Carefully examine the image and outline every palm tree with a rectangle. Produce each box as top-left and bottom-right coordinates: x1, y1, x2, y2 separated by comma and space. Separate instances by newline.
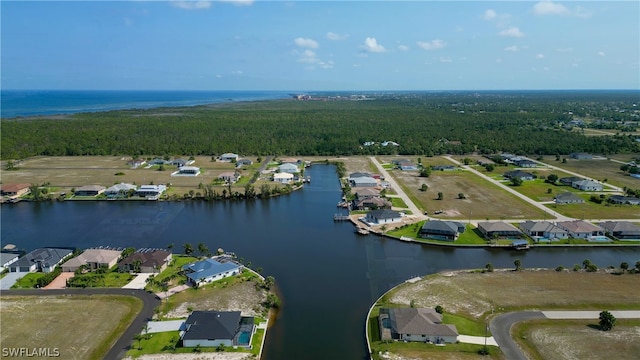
197, 243, 209, 258
183, 243, 194, 256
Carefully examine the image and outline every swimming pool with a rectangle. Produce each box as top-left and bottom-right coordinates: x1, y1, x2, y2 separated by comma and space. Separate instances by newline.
238, 331, 251, 345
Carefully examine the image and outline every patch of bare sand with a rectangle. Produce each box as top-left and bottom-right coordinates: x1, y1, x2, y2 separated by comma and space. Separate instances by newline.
123, 353, 253, 360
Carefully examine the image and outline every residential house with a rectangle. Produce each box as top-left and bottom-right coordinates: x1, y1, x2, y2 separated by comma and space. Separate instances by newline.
182, 258, 241, 287
477, 222, 523, 239
598, 221, 640, 240
607, 195, 640, 205
61, 248, 122, 272
127, 158, 146, 168
557, 220, 605, 239
378, 308, 458, 344
400, 164, 418, 171
0, 183, 31, 198
515, 159, 537, 168
278, 163, 299, 174
349, 176, 378, 188
9, 248, 73, 273
149, 158, 170, 165
219, 153, 239, 162
555, 192, 585, 204
181, 311, 255, 348
118, 249, 172, 273
477, 158, 495, 166
105, 183, 137, 198
365, 209, 402, 225
391, 159, 412, 165
135, 185, 167, 200
236, 159, 253, 167
348, 172, 373, 180
171, 158, 188, 168
176, 166, 201, 176
559, 176, 584, 186
518, 221, 568, 241
74, 185, 106, 197
572, 180, 603, 191
273, 172, 294, 184
570, 152, 593, 160
352, 196, 391, 211
419, 220, 466, 241
353, 188, 381, 198
503, 170, 536, 181
218, 172, 240, 183
1, 253, 20, 269
279, 157, 300, 165
431, 165, 456, 171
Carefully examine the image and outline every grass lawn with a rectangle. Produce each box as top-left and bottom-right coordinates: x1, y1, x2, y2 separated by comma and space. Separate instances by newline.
145, 255, 199, 292
545, 201, 640, 220
538, 156, 640, 189
127, 331, 181, 356
1, 295, 142, 360
387, 223, 488, 246
389, 196, 408, 208
11, 273, 45, 288
68, 271, 135, 288
512, 319, 640, 360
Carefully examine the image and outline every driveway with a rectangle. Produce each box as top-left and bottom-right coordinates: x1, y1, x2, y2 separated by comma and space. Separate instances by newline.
145, 319, 185, 334
369, 156, 427, 221
122, 273, 153, 289
458, 334, 498, 346
43, 272, 74, 289
0, 272, 27, 290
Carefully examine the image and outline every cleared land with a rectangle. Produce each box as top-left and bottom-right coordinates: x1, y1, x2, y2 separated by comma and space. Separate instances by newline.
537, 156, 639, 189
369, 269, 640, 360
0, 295, 142, 360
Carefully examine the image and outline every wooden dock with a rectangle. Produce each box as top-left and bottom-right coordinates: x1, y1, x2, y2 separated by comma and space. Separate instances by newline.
333, 214, 350, 221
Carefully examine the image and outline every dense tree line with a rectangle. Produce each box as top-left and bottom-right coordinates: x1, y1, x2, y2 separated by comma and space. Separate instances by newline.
2, 92, 639, 160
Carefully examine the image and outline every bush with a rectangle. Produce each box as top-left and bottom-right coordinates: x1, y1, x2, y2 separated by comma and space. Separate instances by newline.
555, 266, 565, 272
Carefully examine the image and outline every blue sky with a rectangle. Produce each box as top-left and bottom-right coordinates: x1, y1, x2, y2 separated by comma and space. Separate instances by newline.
1, 1, 638, 91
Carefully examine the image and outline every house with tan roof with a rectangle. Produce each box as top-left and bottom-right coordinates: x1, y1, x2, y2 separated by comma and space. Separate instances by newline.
118, 249, 172, 273
74, 185, 106, 197
61, 248, 123, 272
218, 172, 240, 183
557, 220, 605, 239
379, 308, 458, 344
518, 221, 568, 241
0, 183, 31, 198
477, 221, 523, 239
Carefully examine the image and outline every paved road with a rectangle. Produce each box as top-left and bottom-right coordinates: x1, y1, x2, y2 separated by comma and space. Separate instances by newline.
0, 288, 160, 360
490, 311, 546, 360
524, 156, 623, 192
369, 156, 427, 221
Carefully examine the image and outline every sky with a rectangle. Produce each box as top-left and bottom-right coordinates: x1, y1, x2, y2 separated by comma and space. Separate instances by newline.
1, 1, 639, 91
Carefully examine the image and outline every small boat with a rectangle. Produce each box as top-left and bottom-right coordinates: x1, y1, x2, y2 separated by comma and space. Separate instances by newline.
355, 228, 370, 235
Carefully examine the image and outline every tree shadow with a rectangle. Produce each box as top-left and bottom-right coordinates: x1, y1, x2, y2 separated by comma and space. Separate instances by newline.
587, 324, 601, 331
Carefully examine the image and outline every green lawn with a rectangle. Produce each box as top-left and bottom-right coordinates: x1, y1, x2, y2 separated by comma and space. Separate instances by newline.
11, 273, 45, 288
145, 255, 199, 292
545, 201, 640, 220
68, 271, 135, 288
387, 223, 486, 245
390, 197, 408, 208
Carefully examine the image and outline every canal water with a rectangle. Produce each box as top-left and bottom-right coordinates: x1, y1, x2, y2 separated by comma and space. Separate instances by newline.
1, 165, 638, 359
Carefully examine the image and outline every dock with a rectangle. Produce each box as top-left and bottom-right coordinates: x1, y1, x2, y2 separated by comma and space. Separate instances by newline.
333, 214, 350, 221
355, 228, 370, 235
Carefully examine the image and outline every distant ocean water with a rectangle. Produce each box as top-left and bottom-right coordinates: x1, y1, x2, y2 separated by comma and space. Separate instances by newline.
0, 90, 292, 118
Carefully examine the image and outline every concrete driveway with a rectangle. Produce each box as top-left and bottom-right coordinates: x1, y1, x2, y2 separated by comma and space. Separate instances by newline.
0, 272, 26, 290
122, 273, 153, 289
457, 334, 498, 346
145, 320, 185, 334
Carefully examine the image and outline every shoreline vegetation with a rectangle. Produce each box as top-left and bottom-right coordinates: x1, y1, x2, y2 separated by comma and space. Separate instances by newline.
367, 267, 640, 360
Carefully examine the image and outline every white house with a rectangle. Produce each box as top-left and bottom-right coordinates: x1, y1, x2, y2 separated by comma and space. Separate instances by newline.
349, 176, 378, 188
365, 209, 402, 225
173, 166, 200, 176
278, 163, 299, 174
557, 220, 605, 239
182, 259, 241, 287
572, 180, 603, 191
105, 183, 137, 198
518, 221, 568, 241
182, 311, 255, 348
219, 153, 239, 162
273, 172, 294, 184
135, 185, 167, 200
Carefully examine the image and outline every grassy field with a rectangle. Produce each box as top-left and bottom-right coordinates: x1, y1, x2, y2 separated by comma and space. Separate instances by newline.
388, 223, 488, 245
537, 156, 640, 189
10, 273, 45, 288
513, 319, 640, 360
545, 200, 640, 219
0, 295, 142, 360
368, 270, 640, 360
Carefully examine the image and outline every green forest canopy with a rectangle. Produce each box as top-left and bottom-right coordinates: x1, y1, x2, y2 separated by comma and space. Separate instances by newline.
2, 91, 639, 160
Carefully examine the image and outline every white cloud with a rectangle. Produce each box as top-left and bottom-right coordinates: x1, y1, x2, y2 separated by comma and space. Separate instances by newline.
362, 37, 386, 53
439, 57, 452, 63
318, 60, 334, 69
536, 53, 545, 59
483, 9, 497, 20
294, 37, 319, 49
171, 1, 212, 10
598, 51, 606, 57
397, 45, 410, 52
504, 45, 520, 52
218, 0, 254, 6
326, 32, 348, 41
417, 39, 446, 50
532, 1, 592, 18
231, 70, 243, 75
498, 27, 524, 38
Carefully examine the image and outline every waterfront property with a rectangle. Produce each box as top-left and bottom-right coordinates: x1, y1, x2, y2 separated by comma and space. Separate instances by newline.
556, 220, 606, 240
104, 183, 137, 198
1, 252, 20, 269
518, 221, 568, 241
349, 176, 378, 188
278, 163, 299, 174
118, 249, 172, 273
378, 308, 458, 344
135, 184, 167, 200
419, 220, 466, 241
181, 311, 255, 348
477, 221, 523, 239
351, 196, 391, 211
74, 185, 106, 197
598, 221, 640, 240
555, 192, 585, 204
182, 258, 241, 287
273, 172, 294, 184
9, 248, 73, 273
364, 209, 403, 225
218, 171, 240, 183
61, 248, 122, 272
0, 183, 31, 198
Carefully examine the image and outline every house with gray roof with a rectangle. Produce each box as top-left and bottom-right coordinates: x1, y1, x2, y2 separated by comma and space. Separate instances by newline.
1, 253, 19, 269
105, 183, 137, 198
365, 209, 402, 225
518, 221, 568, 241
419, 220, 466, 241
555, 192, 585, 204
557, 220, 605, 239
572, 180, 603, 191
349, 176, 378, 188
598, 221, 640, 240
9, 248, 73, 273
607, 195, 640, 205
74, 185, 106, 197
182, 258, 241, 288
278, 163, 299, 174
352, 196, 391, 211
477, 222, 523, 239
504, 170, 536, 181
559, 176, 584, 186
353, 188, 381, 198
379, 308, 458, 344
182, 311, 255, 348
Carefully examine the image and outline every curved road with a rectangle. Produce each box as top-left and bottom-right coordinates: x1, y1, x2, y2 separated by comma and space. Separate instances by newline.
490, 311, 546, 360
0, 288, 160, 360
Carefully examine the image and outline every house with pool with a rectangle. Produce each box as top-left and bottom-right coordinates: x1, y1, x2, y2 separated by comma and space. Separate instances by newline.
181, 310, 255, 348
182, 258, 241, 287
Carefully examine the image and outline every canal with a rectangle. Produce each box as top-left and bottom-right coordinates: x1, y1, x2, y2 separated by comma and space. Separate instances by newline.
1, 164, 638, 359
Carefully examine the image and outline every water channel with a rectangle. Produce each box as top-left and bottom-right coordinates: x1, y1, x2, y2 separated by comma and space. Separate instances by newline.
1, 165, 638, 359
